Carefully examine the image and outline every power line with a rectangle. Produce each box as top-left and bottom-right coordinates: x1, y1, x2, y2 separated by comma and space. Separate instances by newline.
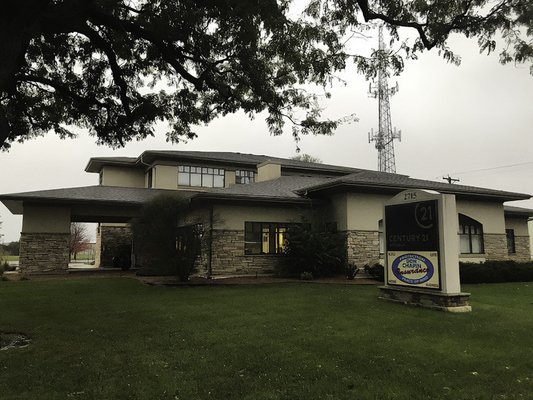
444, 161, 533, 177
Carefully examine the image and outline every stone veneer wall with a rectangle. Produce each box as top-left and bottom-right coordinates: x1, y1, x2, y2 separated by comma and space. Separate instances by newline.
509, 236, 531, 262
100, 225, 132, 267
209, 230, 282, 276
483, 233, 508, 260
345, 230, 380, 267
19, 232, 70, 273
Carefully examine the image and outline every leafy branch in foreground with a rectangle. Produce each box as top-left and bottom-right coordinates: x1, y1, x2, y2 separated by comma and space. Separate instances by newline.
1, 0, 531, 150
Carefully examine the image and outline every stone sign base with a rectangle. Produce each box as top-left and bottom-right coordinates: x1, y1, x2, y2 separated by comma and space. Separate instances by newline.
378, 286, 472, 313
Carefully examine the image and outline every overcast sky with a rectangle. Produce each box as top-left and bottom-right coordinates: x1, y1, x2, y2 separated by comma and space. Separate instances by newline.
1, 28, 533, 243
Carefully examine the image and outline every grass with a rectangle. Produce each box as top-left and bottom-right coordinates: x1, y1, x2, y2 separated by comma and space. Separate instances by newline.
0, 279, 532, 400
0, 255, 19, 262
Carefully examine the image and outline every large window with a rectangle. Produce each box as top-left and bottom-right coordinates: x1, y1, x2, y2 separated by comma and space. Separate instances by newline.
245, 222, 287, 255
506, 229, 516, 255
236, 170, 255, 184
458, 214, 484, 254
178, 166, 225, 188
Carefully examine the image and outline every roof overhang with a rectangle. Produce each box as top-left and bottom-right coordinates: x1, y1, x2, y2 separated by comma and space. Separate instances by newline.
299, 182, 531, 203
85, 157, 138, 173
503, 206, 533, 218
191, 193, 317, 207
0, 186, 198, 223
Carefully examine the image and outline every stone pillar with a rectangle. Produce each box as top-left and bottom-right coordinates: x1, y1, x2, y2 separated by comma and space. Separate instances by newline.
19, 205, 71, 273
345, 230, 380, 267
484, 233, 508, 260
19, 233, 70, 273
99, 224, 132, 268
510, 236, 531, 262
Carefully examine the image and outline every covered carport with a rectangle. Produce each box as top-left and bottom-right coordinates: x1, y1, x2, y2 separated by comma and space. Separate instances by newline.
0, 186, 190, 273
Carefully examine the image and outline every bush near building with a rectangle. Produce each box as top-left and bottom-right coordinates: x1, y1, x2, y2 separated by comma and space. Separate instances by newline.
460, 261, 533, 283
132, 195, 201, 281
280, 223, 346, 278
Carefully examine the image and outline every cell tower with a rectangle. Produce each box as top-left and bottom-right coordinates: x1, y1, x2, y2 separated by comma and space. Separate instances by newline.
368, 25, 402, 173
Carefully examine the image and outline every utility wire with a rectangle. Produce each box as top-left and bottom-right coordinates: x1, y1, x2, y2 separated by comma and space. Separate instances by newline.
436, 161, 533, 178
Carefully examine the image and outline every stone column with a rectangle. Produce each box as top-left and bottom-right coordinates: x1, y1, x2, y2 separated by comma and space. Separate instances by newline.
345, 230, 380, 267
19, 205, 71, 274
19, 233, 70, 273
510, 236, 531, 262
484, 233, 508, 260
99, 224, 132, 268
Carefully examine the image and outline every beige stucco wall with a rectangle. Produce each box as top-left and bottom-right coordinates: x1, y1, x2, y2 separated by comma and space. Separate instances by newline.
22, 204, 71, 233
345, 193, 390, 231
213, 204, 306, 230
456, 200, 505, 234
328, 194, 348, 231
101, 166, 145, 188
225, 170, 236, 186
153, 165, 178, 190
505, 216, 530, 236
256, 162, 281, 182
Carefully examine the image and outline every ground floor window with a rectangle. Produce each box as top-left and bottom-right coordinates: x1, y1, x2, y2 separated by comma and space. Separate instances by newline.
506, 229, 516, 255
244, 222, 287, 255
458, 214, 484, 254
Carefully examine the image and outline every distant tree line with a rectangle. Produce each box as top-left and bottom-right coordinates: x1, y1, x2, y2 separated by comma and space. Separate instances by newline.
0, 241, 19, 256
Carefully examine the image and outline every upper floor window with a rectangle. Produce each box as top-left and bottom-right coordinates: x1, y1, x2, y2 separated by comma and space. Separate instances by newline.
458, 214, 484, 254
245, 222, 287, 255
506, 229, 516, 255
178, 166, 225, 188
236, 170, 255, 184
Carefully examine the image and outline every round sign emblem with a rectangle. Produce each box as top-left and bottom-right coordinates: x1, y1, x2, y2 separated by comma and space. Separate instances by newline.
391, 254, 434, 285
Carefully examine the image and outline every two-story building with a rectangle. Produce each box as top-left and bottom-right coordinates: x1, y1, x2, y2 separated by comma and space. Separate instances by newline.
1, 150, 532, 275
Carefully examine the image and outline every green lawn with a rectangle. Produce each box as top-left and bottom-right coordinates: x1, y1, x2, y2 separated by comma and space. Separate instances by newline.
0, 279, 532, 400
0, 255, 19, 262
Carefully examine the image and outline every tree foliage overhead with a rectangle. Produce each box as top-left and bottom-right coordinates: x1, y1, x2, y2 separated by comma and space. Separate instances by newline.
1, 0, 531, 150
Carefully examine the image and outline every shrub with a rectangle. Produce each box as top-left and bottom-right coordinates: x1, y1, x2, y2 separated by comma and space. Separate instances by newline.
345, 263, 358, 280
281, 222, 346, 278
365, 263, 385, 282
299, 271, 314, 281
132, 194, 202, 281
459, 260, 533, 284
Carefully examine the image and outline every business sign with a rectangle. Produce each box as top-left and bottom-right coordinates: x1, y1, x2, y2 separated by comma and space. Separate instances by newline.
385, 197, 441, 290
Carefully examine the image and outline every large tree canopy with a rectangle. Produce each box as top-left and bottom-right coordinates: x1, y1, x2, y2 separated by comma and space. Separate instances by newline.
1, 0, 531, 150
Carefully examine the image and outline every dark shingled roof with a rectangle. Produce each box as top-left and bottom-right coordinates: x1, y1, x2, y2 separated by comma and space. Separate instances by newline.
85, 150, 361, 175
0, 186, 200, 214
299, 170, 530, 201
197, 176, 329, 203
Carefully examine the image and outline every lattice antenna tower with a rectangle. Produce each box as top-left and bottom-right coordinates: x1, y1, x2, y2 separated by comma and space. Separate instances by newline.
368, 25, 402, 173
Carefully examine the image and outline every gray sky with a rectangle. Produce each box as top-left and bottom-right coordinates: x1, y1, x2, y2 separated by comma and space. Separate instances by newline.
1, 29, 533, 243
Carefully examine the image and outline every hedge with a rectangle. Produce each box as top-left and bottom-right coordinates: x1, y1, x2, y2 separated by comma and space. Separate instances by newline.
459, 260, 533, 284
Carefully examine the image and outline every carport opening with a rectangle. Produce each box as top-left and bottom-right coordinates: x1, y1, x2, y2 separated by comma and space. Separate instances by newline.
69, 222, 98, 267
